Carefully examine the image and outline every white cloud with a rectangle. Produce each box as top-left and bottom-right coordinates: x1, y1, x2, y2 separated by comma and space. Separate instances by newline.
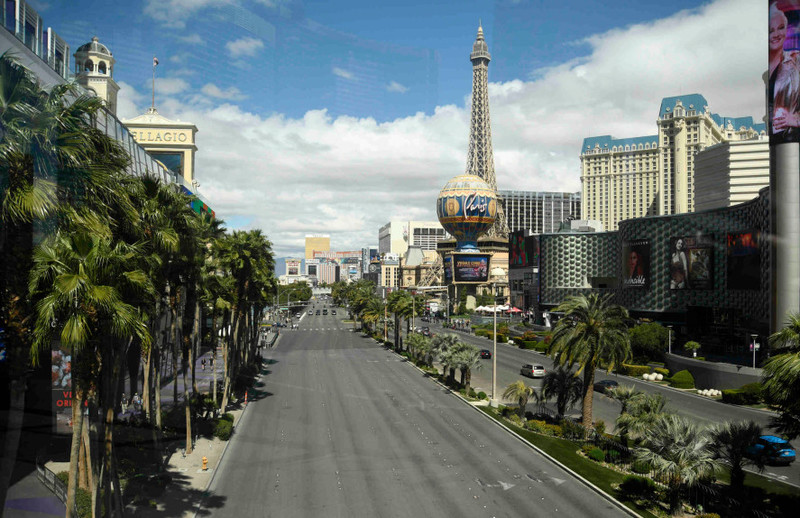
201, 83, 247, 100
120, 0, 765, 257
154, 78, 190, 95
178, 34, 204, 45
143, 0, 217, 28
387, 81, 409, 93
226, 37, 264, 58
332, 67, 355, 80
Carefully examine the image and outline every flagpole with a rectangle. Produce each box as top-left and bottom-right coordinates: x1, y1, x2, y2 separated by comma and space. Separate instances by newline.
152, 57, 156, 109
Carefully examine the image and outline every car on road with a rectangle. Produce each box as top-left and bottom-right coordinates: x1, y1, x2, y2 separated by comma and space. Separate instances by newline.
308, 310, 313, 314
480, 349, 491, 359
273, 322, 285, 328
316, 310, 320, 315
593, 379, 619, 394
323, 309, 328, 315
332, 310, 336, 315
745, 435, 796, 466
520, 364, 546, 378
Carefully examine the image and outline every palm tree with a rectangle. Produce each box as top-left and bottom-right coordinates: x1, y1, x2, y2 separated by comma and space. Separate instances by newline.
387, 290, 411, 351
707, 421, 763, 494
431, 333, 459, 377
549, 293, 631, 430
541, 367, 583, 418
615, 393, 668, 442
405, 333, 429, 363
607, 384, 642, 416
634, 415, 719, 516
452, 343, 482, 395
360, 295, 384, 336
763, 313, 800, 439
502, 380, 536, 419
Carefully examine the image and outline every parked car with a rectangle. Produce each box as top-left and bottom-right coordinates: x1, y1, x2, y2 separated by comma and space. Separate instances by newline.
593, 379, 619, 394
316, 310, 320, 315
323, 309, 328, 315
480, 349, 492, 359
332, 310, 336, 315
745, 435, 796, 466
308, 310, 313, 314
520, 364, 546, 378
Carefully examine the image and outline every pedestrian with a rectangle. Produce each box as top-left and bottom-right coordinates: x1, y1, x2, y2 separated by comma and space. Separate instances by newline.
201, 358, 206, 371
121, 393, 128, 414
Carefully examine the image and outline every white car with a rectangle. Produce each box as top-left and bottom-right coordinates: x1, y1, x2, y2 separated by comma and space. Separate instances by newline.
520, 364, 546, 378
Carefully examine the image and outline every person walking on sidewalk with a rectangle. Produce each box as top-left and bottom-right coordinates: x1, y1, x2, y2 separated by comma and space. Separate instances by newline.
201, 358, 206, 371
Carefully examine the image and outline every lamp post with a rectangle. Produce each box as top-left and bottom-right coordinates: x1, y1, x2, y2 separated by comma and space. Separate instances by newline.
667, 325, 673, 355
490, 267, 507, 407
750, 334, 759, 369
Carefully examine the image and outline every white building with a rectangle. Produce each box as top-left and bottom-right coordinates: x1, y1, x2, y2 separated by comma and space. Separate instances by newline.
378, 220, 447, 255
694, 137, 769, 212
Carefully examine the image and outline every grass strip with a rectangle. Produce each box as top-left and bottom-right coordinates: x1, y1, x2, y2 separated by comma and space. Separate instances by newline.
479, 406, 657, 518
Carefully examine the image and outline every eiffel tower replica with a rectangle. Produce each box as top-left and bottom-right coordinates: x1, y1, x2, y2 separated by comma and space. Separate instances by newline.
467, 23, 508, 240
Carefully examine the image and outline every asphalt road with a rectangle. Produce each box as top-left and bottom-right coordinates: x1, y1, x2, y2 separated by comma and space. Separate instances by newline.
425, 321, 800, 486
205, 307, 629, 517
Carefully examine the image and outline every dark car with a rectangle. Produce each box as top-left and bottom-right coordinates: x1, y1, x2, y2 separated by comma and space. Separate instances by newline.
332, 310, 336, 315
593, 379, 619, 394
323, 309, 328, 315
745, 435, 796, 465
274, 322, 285, 328
316, 310, 320, 315
480, 349, 491, 359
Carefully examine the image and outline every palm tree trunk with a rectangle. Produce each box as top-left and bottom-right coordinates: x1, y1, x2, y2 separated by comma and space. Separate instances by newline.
65, 386, 85, 518
191, 296, 201, 394
0, 377, 26, 512
465, 369, 472, 396
142, 345, 152, 420
211, 308, 219, 409
581, 365, 596, 432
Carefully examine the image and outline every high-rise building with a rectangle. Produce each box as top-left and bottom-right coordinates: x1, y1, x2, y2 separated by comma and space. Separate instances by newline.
1, 0, 71, 83
694, 137, 769, 212
318, 261, 340, 284
465, 24, 508, 238
378, 221, 447, 255
305, 234, 330, 260
581, 95, 765, 231
499, 190, 581, 234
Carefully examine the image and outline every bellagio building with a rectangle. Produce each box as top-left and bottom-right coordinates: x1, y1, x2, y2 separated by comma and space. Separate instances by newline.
581, 94, 765, 231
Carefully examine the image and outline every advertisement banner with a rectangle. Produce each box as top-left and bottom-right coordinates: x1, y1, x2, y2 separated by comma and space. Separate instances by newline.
509, 232, 540, 269
443, 255, 453, 283
453, 254, 490, 283
622, 239, 650, 289
727, 231, 761, 290
51, 342, 77, 434
769, 1, 800, 143
288, 266, 299, 275
669, 235, 714, 290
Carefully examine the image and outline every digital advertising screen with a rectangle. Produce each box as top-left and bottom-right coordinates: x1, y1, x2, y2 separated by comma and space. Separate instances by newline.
443, 256, 453, 283
509, 232, 540, 270
768, 1, 800, 143
452, 254, 490, 283
727, 231, 761, 290
622, 239, 650, 290
669, 235, 714, 290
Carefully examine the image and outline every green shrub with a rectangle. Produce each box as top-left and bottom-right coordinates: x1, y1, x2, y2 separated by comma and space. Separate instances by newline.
525, 419, 547, 433
669, 369, 695, 389
620, 364, 651, 377
477, 391, 487, 400
605, 449, 621, 463
507, 413, 524, 426
695, 514, 721, 518
594, 420, 606, 436
631, 460, 651, 474
496, 334, 507, 343
581, 444, 596, 455
739, 382, 764, 403
384, 341, 394, 348
542, 423, 563, 437
588, 447, 605, 462
618, 475, 657, 500
654, 367, 670, 376
213, 418, 233, 440
475, 329, 489, 338
468, 388, 477, 398
560, 419, 586, 440
522, 341, 538, 349
721, 389, 745, 405
220, 412, 234, 423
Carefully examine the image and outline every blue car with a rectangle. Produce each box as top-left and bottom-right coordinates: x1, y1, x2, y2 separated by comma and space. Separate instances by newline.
746, 435, 796, 466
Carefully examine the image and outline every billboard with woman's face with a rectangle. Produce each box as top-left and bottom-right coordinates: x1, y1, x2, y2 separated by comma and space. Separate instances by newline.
669, 235, 714, 290
727, 231, 761, 290
769, 1, 800, 143
622, 239, 650, 289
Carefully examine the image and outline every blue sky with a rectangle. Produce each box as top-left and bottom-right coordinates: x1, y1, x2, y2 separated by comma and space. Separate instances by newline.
31, 0, 767, 257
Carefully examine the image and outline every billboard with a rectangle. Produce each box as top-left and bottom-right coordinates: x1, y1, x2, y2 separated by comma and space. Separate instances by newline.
443, 255, 453, 283
727, 231, 761, 290
452, 253, 490, 283
288, 266, 299, 275
768, 1, 800, 143
622, 239, 650, 289
669, 235, 714, 290
509, 232, 540, 270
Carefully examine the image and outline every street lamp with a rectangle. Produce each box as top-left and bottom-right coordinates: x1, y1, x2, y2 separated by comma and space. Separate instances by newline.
667, 325, 673, 355
490, 266, 507, 407
750, 334, 759, 369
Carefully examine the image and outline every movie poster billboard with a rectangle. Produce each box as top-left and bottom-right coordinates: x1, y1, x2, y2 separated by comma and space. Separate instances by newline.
443, 255, 453, 283
669, 235, 714, 290
453, 254, 490, 283
509, 232, 540, 269
727, 231, 761, 290
52, 342, 76, 434
622, 239, 650, 289
769, 1, 800, 143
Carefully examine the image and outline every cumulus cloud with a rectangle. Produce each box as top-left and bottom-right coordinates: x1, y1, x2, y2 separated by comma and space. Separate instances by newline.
143, 0, 218, 28
120, 0, 765, 257
332, 67, 355, 80
226, 36, 265, 58
178, 34, 204, 45
153, 78, 190, 96
387, 81, 409, 93
201, 83, 247, 100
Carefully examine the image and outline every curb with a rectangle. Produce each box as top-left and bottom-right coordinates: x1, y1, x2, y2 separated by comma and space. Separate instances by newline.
390, 348, 641, 518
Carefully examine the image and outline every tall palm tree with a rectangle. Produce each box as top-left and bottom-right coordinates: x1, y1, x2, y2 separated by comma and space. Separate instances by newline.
707, 421, 763, 494
615, 393, 668, 442
431, 333, 459, 377
387, 290, 411, 351
634, 415, 719, 516
549, 293, 631, 430
29, 230, 152, 517
763, 313, 800, 439
541, 367, 583, 418
454, 344, 482, 396
405, 333, 429, 363
607, 384, 642, 417
502, 380, 536, 419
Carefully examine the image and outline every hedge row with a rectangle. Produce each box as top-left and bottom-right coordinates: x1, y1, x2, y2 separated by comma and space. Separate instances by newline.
721, 382, 764, 405
653, 367, 670, 377
619, 364, 651, 377
522, 341, 548, 352
668, 369, 695, 389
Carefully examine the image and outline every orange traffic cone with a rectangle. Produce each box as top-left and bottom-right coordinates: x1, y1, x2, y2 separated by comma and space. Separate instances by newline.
245, 390, 248, 405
